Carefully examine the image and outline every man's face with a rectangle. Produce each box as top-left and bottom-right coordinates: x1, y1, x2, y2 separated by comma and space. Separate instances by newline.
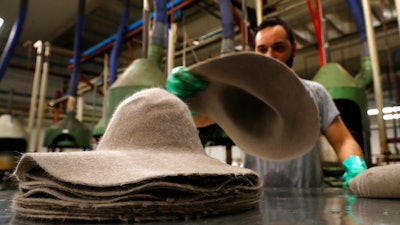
255, 25, 296, 67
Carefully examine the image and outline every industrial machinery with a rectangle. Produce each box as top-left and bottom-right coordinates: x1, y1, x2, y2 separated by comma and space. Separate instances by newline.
0, 114, 27, 172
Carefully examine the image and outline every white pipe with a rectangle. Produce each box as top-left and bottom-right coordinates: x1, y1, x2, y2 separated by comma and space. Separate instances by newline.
182, 25, 187, 67
396, 0, 400, 36
143, 0, 149, 10
361, 0, 388, 154
34, 42, 50, 152
102, 54, 109, 117
77, 96, 84, 122
255, 0, 263, 25
142, 0, 150, 58
167, 23, 177, 74
27, 41, 42, 152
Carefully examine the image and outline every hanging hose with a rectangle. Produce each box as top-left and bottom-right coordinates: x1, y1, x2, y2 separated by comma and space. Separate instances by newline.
109, 0, 130, 86
306, 0, 325, 66
67, 0, 85, 99
345, 0, 372, 89
0, 0, 28, 82
148, 0, 167, 67
219, 0, 235, 54
345, 0, 367, 41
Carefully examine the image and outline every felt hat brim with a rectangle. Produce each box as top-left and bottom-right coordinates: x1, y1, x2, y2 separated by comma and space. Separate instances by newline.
188, 52, 320, 161
15, 149, 259, 187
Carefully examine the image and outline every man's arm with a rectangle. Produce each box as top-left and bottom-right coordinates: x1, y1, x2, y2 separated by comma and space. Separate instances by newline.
324, 115, 367, 187
324, 115, 364, 162
193, 114, 215, 128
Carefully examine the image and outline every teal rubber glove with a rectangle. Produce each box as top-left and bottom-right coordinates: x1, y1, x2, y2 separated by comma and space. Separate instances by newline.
166, 66, 207, 102
342, 155, 367, 188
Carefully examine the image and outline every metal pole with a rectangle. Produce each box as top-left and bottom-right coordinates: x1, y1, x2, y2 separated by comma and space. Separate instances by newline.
142, 0, 150, 58
361, 0, 388, 154
34, 42, 50, 152
395, 0, 400, 36
27, 41, 42, 152
255, 0, 263, 25
167, 23, 177, 74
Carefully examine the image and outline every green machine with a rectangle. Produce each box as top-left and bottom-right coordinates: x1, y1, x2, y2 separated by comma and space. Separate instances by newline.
43, 111, 92, 151
92, 59, 165, 138
313, 58, 372, 166
93, 0, 168, 139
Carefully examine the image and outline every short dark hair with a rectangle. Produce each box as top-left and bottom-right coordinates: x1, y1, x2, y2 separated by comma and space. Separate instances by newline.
256, 16, 295, 45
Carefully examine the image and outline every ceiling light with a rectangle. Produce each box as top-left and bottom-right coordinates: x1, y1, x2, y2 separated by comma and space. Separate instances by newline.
192, 40, 200, 46
0, 17, 4, 28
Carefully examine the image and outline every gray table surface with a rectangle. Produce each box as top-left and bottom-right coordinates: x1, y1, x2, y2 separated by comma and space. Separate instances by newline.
1, 187, 400, 224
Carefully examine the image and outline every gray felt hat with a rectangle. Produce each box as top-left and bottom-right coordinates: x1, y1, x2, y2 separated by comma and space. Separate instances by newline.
12, 88, 262, 221
349, 164, 400, 198
187, 52, 320, 161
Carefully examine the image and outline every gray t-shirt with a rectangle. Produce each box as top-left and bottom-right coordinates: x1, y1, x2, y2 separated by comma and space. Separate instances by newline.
244, 79, 339, 188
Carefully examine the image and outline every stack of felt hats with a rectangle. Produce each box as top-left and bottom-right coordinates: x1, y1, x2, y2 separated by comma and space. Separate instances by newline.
12, 88, 262, 222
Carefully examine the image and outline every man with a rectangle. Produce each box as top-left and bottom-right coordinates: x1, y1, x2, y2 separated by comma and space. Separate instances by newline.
166, 16, 367, 188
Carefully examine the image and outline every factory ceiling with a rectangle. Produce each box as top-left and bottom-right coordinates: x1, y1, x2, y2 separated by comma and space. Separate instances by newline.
0, 0, 399, 122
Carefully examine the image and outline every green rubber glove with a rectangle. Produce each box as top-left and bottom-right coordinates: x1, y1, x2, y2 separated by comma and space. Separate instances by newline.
166, 66, 207, 102
342, 155, 367, 188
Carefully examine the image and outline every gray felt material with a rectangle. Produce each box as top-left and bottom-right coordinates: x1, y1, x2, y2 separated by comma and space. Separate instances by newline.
349, 163, 400, 198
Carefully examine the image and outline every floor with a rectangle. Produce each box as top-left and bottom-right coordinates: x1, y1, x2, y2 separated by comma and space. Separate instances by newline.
1, 176, 400, 225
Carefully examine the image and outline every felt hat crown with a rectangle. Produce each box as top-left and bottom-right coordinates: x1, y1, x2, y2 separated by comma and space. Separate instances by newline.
12, 88, 262, 221
188, 52, 320, 160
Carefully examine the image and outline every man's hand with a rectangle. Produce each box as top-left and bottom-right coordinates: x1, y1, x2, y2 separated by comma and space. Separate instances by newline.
166, 66, 207, 101
342, 155, 367, 188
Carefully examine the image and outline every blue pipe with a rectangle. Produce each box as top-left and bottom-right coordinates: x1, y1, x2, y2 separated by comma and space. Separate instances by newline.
151, 0, 167, 46
345, 0, 366, 41
0, 0, 28, 82
219, 0, 235, 53
70, 0, 183, 63
219, 0, 235, 39
109, 0, 130, 86
147, 0, 167, 67
67, 0, 85, 97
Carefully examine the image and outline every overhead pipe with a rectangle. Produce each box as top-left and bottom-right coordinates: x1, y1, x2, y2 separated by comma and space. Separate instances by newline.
0, 0, 28, 82
148, 0, 168, 67
361, 0, 388, 155
219, 0, 235, 54
67, 0, 86, 113
69, 0, 194, 66
231, 1, 255, 51
43, 1, 92, 153
346, 0, 367, 41
306, 0, 326, 66
43, 0, 93, 152
345, 0, 372, 88
109, 0, 130, 86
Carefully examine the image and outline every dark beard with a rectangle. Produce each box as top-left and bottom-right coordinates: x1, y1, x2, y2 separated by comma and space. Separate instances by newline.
285, 54, 294, 68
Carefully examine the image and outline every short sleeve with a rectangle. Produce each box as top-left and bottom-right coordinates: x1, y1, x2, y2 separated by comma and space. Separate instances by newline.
300, 79, 340, 132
